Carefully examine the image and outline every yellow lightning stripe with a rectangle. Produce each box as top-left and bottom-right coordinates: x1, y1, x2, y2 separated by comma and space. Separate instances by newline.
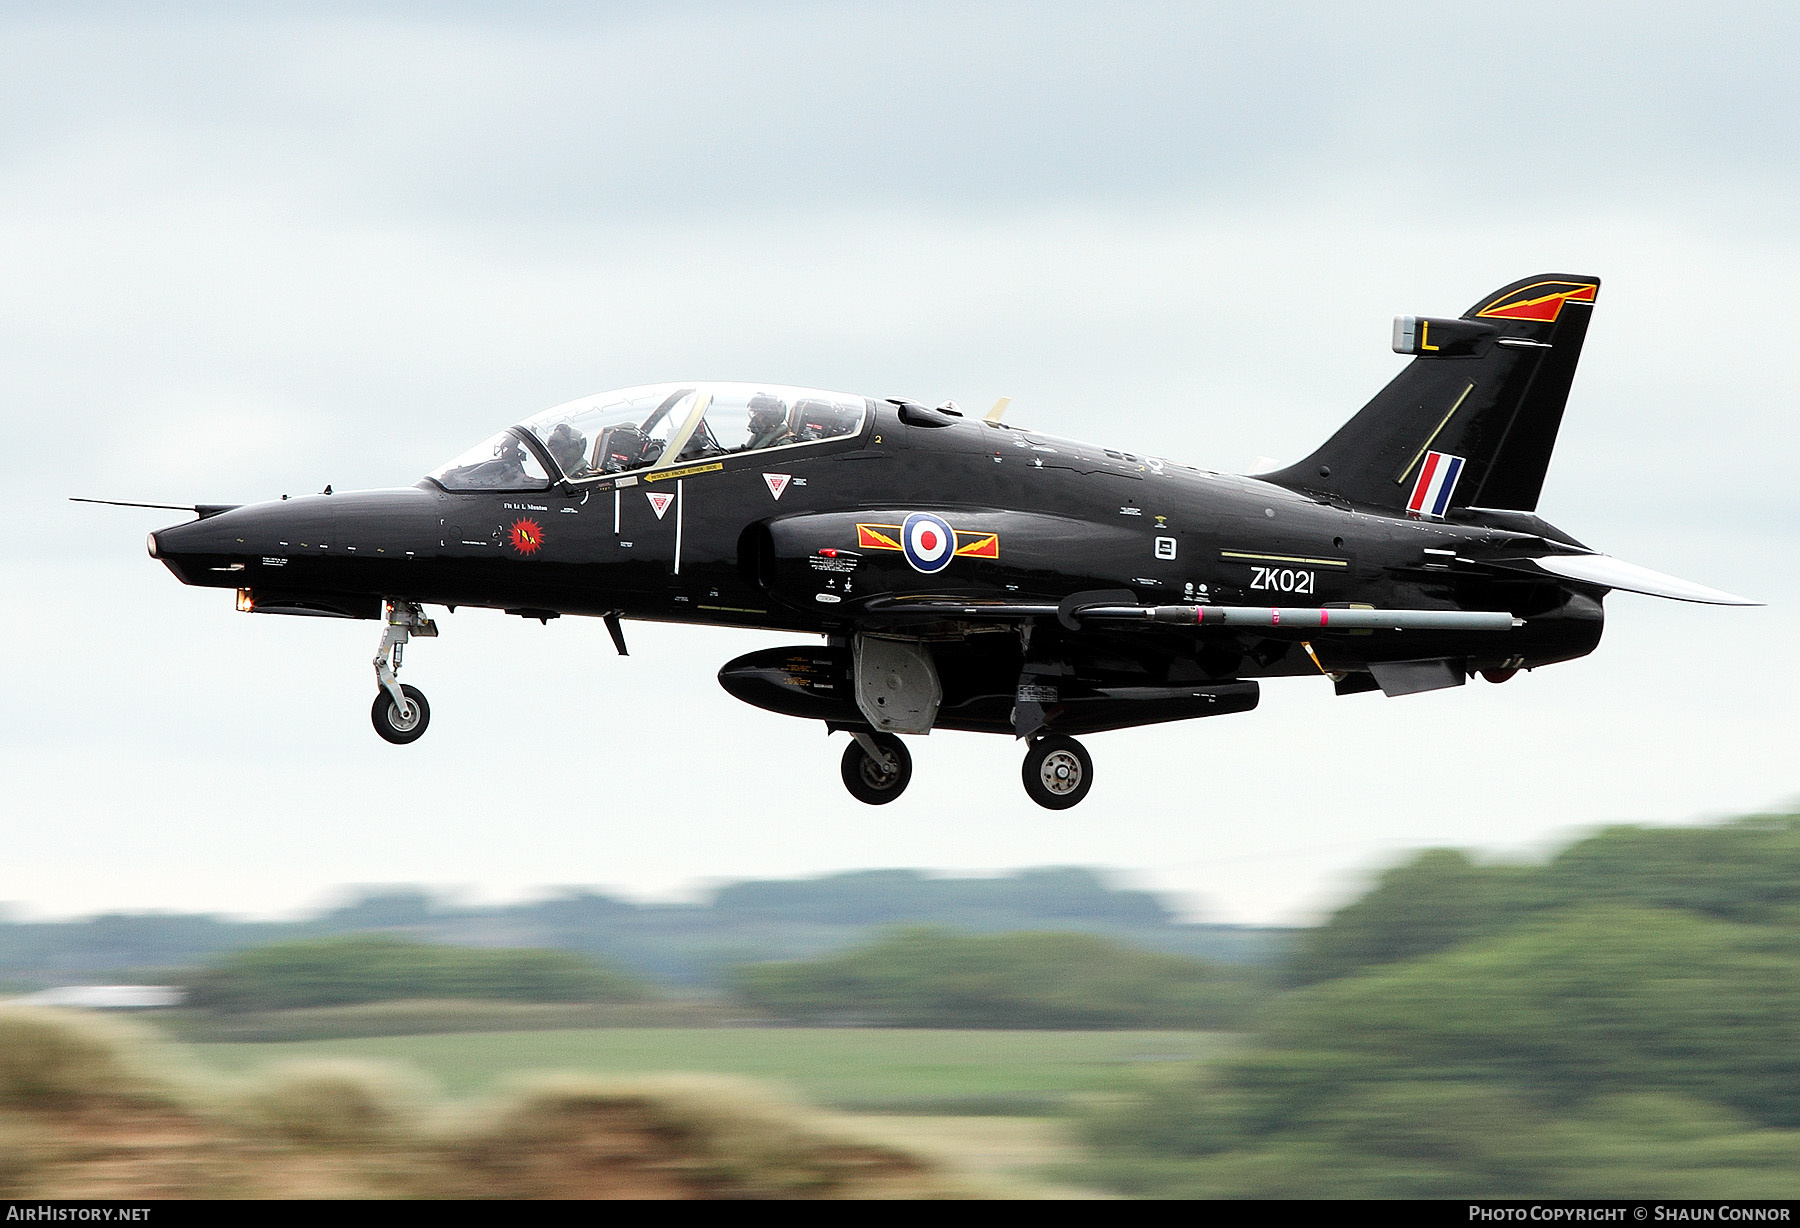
857, 524, 903, 550
1474, 281, 1598, 320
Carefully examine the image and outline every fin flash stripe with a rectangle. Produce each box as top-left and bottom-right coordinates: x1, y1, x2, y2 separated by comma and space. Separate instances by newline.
1476, 282, 1598, 323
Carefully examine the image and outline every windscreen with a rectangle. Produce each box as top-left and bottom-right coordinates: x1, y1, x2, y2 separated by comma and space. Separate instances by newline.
429, 429, 552, 491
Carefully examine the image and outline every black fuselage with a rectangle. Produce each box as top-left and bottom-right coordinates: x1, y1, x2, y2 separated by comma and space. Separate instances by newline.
151, 401, 1602, 736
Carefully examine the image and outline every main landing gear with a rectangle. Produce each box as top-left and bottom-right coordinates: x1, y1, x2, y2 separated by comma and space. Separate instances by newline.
371, 600, 436, 745
841, 732, 912, 805
835, 730, 1096, 810
1021, 735, 1093, 810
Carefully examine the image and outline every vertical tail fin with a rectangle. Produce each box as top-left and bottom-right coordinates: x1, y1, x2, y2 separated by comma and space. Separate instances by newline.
1263, 274, 1600, 514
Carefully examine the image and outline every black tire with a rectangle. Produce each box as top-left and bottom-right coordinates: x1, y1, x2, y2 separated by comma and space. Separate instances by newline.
1022, 735, 1092, 810
840, 733, 912, 805
371, 684, 430, 745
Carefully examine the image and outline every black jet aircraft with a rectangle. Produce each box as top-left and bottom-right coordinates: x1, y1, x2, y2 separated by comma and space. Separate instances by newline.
126, 273, 1753, 809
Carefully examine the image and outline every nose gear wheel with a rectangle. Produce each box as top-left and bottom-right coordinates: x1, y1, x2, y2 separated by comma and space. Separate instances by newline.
372, 683, 430, 744
841, 731, 912, 805
1021, 734, 1092, 810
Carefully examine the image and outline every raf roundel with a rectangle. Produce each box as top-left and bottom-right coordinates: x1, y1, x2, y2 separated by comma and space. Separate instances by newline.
900, 511, 956, 574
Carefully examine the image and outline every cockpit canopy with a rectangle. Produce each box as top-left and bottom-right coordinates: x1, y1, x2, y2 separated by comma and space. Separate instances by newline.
429, 382, 871, 491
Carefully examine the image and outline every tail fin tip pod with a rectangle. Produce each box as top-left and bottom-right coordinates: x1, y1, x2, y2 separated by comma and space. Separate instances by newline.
1264, 274, 1602, 515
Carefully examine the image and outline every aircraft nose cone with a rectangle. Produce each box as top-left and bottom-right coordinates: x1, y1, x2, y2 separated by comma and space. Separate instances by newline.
147, 511, 248, 586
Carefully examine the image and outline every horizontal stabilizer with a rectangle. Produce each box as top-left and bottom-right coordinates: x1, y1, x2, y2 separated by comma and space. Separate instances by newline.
1530, 554, 1757, 606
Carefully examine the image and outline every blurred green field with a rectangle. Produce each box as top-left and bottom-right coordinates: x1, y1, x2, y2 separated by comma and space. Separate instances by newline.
182, 1026, 1228, 1112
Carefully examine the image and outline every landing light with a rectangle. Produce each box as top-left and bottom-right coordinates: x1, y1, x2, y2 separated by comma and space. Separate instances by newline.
146, 533, 159, 558
236, 588, 255, 613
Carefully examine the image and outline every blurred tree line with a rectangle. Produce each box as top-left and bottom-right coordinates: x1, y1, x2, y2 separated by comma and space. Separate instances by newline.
1079, 813, 1800, 1197
732, 927, 1263, 1029
1288, 818, 1800, 983
185, 936, 647, 1012
172, 927, 1259, 1029
0, 867, 1291, 990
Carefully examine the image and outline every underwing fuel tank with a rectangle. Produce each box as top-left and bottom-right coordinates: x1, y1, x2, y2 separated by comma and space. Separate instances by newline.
717, 646, 864, 726
718, 646, 1260, 737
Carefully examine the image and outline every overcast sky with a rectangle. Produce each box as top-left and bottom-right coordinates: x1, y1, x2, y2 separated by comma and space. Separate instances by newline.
2, 2, 1795, 925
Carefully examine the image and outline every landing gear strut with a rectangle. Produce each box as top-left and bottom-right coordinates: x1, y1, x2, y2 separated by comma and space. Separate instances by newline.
1021, 734, 1092, 810
371, 600, 436, 745
841, 732, 912, 805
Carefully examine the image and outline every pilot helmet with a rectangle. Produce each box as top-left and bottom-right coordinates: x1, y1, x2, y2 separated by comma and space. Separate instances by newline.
747, 393, 787, 427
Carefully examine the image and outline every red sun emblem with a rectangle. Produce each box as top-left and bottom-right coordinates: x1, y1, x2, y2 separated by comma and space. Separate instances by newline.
508, 517, 544, 556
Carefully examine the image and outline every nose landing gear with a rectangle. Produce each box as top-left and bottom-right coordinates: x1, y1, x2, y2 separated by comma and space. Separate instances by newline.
371, 600, 436, 745
1021, 734, 1092, 810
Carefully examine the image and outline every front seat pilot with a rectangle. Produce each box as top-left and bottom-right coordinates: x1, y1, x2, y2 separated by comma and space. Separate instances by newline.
743, 393, 792, 451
